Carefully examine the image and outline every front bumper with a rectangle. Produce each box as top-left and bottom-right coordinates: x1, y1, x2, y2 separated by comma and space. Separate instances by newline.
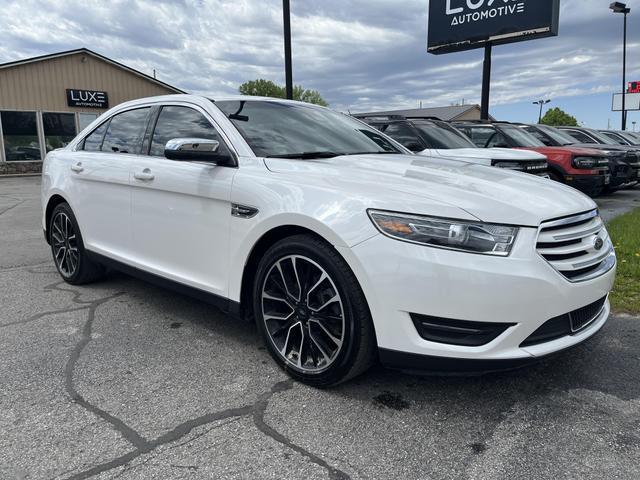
564, 173, 609, 195
338, 228, 615, 369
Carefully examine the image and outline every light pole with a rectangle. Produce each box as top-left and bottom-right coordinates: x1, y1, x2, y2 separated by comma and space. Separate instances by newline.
610, 2, 631, 130
283, 0, 293, 100
533, 99, 551, 123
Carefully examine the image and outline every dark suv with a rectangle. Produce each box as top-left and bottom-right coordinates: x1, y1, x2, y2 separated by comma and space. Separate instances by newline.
553, 126, 639, 188
454, 121, 610, 197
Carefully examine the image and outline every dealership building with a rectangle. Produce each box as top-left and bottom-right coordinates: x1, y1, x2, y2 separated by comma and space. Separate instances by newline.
0, 48, 183, 175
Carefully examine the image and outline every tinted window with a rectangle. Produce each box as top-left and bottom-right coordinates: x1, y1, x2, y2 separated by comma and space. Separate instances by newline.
82, 122, 109, 151
150, 106, 226, 157
499, 125, 545, 147
524, 127, 551, 145
601, 132, 628, 145
384, 123, 424, 151
532, 125, 576, 146
562, 130, 595, 144
461, 126, 498, 148
215, 100, 402, 157
1, 111, 42, 161
412, 121, 476, 149
42, 112, 76, 152
101, 108, 150, 154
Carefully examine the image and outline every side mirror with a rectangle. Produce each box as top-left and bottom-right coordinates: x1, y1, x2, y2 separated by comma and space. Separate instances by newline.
164, 138, 228, 163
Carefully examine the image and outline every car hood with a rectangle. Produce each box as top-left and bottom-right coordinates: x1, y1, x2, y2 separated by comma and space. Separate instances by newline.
514, 146, 606, 156
423, 148, 547, 165
569, 143, 639, 155
263, 154, 595, 227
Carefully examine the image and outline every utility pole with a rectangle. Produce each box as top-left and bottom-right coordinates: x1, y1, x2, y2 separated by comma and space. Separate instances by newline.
283, 0, 293, 100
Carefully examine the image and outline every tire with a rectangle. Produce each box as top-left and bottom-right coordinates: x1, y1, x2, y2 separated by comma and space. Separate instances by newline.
548, 171, 564, 184
253, 234, 376, 387
49, 202, 105, 285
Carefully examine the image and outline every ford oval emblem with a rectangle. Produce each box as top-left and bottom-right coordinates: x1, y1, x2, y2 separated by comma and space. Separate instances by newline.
594, 237, 604, 251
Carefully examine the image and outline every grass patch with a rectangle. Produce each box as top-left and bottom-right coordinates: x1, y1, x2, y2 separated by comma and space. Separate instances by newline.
608, 207, 640, 314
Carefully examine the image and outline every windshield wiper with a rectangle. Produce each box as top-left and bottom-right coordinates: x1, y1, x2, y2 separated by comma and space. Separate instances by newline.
344, 151, 402, 155
265, 151, 343, 159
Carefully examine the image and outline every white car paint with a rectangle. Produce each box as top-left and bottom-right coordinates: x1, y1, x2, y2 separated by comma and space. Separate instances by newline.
42, 94, 616, 372
422, 147, 548, 167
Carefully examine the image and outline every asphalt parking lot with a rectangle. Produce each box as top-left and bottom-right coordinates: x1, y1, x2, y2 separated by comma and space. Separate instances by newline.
1, 176, 639, 480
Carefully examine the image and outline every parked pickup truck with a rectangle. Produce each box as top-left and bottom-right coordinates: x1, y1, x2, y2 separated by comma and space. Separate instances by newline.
355, 115, 549, 176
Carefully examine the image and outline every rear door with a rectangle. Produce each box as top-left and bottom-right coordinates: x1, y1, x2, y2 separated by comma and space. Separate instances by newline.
130, 103, 237, 297
67, 107, 151, 260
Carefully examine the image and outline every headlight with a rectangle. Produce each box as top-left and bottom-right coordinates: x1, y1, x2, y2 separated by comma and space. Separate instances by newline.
368, 210, 519, 256
572, 157, 598, 169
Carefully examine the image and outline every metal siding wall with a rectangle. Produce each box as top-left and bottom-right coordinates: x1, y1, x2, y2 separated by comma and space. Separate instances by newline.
0, 53, 178, 112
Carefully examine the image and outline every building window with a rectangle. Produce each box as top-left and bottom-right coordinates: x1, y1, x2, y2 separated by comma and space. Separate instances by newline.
42, 113, 77, 153
78, 113, 99, 132
0, 111, 42, 161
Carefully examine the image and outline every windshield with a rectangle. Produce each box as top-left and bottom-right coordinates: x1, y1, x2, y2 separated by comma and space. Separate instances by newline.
412, 121, 477, 149
214, 100, 403, 157
500, 125, 545, 147
600, 132, 629, 145
584, 128, 617, 145
535, 125, 576, 145
618, 131, 640, 144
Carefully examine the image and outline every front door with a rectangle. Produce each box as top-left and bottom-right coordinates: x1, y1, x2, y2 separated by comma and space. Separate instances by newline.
130, 104, 237, 298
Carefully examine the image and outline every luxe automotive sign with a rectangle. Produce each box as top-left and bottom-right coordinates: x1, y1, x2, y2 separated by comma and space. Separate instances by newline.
427, 0, 560, 54
66, 89, 109, 109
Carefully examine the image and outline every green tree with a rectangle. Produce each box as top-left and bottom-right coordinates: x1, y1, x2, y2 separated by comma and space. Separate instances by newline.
238, 79, 328, 106
539, 107, 579, 126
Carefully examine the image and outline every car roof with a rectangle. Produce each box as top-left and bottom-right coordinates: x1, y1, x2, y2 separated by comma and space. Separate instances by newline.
111, 94, 320, 111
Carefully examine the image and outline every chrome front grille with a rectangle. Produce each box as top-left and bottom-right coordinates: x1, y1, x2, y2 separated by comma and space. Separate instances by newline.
536, 210, 616, 282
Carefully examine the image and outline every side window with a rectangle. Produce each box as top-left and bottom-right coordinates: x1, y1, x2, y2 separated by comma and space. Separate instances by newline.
464, 127, 497, 148
101, 108, 151, 154
82, 121, 109, 151
525, 128, 551, 146
563, 130, 594, 144
486, 132, 509, 148
383, 123, 424, 151
150, 106, 227, 157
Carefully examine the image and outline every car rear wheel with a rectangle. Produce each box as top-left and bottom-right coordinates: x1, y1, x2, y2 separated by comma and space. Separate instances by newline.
253, 235, 376, 387
49, 203, 105, 285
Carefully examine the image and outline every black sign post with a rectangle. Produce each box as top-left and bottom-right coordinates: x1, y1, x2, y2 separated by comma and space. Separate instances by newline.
66, 89, 109, 109
428, 0, 560, 120
283, 0, 293, 100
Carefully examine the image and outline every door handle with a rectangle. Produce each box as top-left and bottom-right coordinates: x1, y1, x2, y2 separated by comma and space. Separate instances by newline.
134, 168, 155, 181
71, 162, 84, 173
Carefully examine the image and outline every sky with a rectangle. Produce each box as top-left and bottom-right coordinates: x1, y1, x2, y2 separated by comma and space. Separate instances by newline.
0, 0, 638, 129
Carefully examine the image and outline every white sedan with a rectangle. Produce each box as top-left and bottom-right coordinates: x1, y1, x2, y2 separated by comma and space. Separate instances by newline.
42, 95, 616, 386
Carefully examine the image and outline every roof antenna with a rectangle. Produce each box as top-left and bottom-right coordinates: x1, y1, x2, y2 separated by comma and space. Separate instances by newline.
153, 69, 156, 79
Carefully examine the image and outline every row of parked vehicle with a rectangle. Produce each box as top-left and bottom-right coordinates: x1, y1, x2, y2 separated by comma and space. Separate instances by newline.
354, 114, 640, 198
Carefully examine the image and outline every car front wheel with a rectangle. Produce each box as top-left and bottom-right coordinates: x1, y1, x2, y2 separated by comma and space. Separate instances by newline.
253, 235, 376, 387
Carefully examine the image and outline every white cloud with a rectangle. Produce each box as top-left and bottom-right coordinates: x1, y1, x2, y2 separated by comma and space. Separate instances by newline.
0, 0, 634, 119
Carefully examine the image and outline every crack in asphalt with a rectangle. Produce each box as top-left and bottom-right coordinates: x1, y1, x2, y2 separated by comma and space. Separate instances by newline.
0, 262, 53, 273
0, 199, 25, 217
32, 277, 352, 480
